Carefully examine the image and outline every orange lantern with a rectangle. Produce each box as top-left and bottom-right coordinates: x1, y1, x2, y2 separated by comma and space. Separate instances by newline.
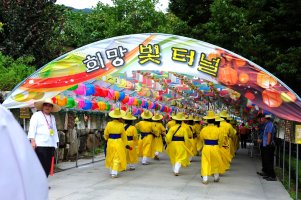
114, 91, 120, 101
262, 89, 283, 108
281, 92, 297, 103
218, 66, 238, 85
133, 98, 138, 106
98, 102, 106, 111
234, 59, 247, 67
239, 72, 249, 84
256, 71, 277, 89
244, 91, 255, 100
56, 96, 67, 107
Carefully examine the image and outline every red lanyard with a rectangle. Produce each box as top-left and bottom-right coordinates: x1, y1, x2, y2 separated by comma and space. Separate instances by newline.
43, 112, 53, 129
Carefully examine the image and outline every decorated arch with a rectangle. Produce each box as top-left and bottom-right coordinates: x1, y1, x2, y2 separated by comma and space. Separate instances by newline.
3, 33, 301, 122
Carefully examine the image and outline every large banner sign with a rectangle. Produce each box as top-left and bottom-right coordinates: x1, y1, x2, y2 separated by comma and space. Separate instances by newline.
3, 33, 301, 122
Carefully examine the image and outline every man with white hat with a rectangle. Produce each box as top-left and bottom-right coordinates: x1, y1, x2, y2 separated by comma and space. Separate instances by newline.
28, 98, 61, 178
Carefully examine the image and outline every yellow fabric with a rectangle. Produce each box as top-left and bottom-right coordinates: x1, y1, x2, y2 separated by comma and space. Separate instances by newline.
194, 123, 203, 152
218, 127, 231, 173
165, 124, 193, 167
167, 120, 176, 130
189, 125, 197, 155
220, 121, 236, 160
125, 124, 139, 164
135, 121, 154, 157
152, 122, 166, 153
199, 124, 224, 176
104, 120, 127, 171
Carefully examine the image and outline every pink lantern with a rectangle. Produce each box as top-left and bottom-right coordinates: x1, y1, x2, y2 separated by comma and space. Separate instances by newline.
107, 89, 115, 100
76, 98, 85, 109
74, 83, 86, 95
127, 97, 134, 105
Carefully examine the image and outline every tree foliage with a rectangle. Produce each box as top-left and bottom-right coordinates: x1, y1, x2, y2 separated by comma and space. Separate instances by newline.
0, 53, 35, 91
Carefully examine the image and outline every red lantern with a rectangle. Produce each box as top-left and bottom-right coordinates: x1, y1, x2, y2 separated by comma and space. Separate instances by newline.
51, 97, 57, 104
93, 85, 102, 96
122, 96, 129, 104
121, 105, 127, 111
218, 66, 238, 85
257, 71, 277, 89
244, 91, 255, 100
91, 100, 99, 110
262, 89, 283, 108
239, 73, 249, 84
99, 88, 108, 97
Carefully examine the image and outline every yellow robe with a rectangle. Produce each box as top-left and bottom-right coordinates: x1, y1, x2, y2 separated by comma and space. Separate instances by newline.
165, 124, 193, 167
135, 121, 154, 158
218, 126, 231, 173
166, 120, 176, 130
194, 123, 203, 152
151, 122, 166, 153
125, 124, 138, 164
199, 124, 224, 176
104, 120, 128, 172
220, 121, 236, 160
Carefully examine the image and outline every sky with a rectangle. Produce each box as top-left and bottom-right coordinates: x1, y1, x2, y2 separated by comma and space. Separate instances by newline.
56, 0, 169, 12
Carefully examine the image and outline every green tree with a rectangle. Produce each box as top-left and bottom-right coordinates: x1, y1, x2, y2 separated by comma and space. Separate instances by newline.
0, 0, 65, 67
0, 52, 35, 91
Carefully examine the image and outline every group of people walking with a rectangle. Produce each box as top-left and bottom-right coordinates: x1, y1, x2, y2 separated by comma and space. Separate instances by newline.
104, 108, 240, 184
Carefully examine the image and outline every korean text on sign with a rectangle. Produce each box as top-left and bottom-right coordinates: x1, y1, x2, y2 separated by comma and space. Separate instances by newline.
138, 44, 161, 65
197, 53, 221, 77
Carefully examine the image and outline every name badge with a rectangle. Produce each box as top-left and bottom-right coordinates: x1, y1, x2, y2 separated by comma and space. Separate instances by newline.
50, 129, 54, 136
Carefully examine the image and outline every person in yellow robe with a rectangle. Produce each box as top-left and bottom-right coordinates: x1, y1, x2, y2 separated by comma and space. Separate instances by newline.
219, 110, 236, 161
151, 113, 166, 160
122, 112, 138, 170
166, 116, 176, 131
215, 117, 230, 173
104, 108, 127, 178
135, 110, 154, 165
165, 112, 193, 176
186, 115, 197, 158
199, 110, 223, 184
194, 116, 202, 154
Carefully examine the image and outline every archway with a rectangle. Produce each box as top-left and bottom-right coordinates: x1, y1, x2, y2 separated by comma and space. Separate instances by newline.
3, 33, 301, 122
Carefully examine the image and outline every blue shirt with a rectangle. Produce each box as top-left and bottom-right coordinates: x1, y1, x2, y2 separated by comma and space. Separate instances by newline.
258, 123, 266, 140
263, 121, 274, 147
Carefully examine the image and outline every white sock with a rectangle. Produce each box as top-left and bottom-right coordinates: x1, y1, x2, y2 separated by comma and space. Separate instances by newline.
214, 174, 219, 180
111, 170, 118, 176
142, 157, 148, 164
155, 152, 159, 156
203, 176, 208, 182
174, 162, 181, 173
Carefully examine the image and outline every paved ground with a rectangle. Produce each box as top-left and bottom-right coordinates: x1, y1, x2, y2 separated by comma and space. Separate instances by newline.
49, 149, 291, 200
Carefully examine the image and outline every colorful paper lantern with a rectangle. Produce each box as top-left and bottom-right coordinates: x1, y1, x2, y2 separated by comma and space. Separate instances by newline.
93, 85, 102, 96
76, 98, 85, 109
99, 88, 108, 97
91, 100, 99, 110
127, 97, 134, 105
256, 71, 277, 89
218, 66, 238, 85
121, 96, 129, 104
244, 91, 255, 100
51, 97, 57, 104
56, 96, 67, 107
74, 83, 86, 95
85, 84, 95, 96
65, 97, 76, 108
281, 92, 297, 103
118, 92, 125, 101
107, 89, 115, 100
83, 100, 92, 110
133, 98, 138, 106
262, 89, 283, 108
105, 102, 111, 111
137, 99, 142, 106
114, 91, 120, 101
239, 73, 249, 84
98, 102, 106, 111
121, 105, 127, 111
234, 59, 246, 67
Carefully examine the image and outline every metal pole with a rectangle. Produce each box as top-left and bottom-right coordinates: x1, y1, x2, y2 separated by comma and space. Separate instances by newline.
296, 144, 299, 200
289, 142, 291, 190
283, 139, 285, 182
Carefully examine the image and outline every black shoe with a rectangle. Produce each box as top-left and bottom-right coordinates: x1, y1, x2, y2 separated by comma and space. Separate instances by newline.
257, 172, 265, 176
264, 177, 276, 181
263, 176, 269, 179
